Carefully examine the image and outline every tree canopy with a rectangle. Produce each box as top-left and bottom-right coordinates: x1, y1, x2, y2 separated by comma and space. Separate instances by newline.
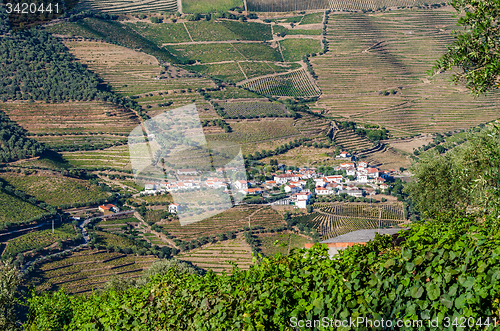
433, 0, 500, 95
405, 123, 500, 216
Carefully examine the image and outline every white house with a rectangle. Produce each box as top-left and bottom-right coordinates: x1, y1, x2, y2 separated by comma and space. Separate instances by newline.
314, 178, 327, 187
366, 168, 379, 178
358, 161, 368, 169
296, 199, 308, 209
233, 180, 249, 190
316, 187, 334, 195
99, 204, 120, 213
168, 203, 179, 214
325, 175, 343, 183
285, 184, 301, 194
274, 174, 299, 184
346, 167, 356, 176
295, 191, 312, 202
358, 173, 368, 182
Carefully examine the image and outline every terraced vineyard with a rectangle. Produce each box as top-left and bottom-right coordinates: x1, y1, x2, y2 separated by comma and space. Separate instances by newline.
219, 101, 290, 119
240, 69, 321, 97
63, 40, 213, 97
33, 249, 157, 294
4, 224, 79, 257
334, 128, 374, 152
247, 0, 328, 11
309, 202, 406, 239
247, 0, 440, 11
178, 235, 253, 274
0, 172, 108, 207
294, 112, 331, 137
312, 9, 500, 135
61, 145, 131, 170
0, 192, 48, 226
160, 206, 285, 242
77, 0, 177, 14
0, 102, 137, 150
316, 203, 405, 220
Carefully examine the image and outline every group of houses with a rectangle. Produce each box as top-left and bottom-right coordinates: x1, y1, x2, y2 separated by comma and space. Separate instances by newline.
143, 159, 394, 212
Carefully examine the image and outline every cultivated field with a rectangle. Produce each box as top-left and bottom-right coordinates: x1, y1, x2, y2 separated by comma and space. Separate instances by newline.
178, 235, 253, 274
218, 101, 289, 118
160, 206, 285, 242
247, 0, 441, 11
308, 202, 406, 239
4, 224, 78, 257
32, 249, 157, 294
182, 0, 243, 13
0, 192, 48, 226
0, 172, 108, 206
240, 69, 321, 97
64, 40, 213, 96
0, 102, 138, 149
61, 145, 132, 169
207, 118, 301, 148
279, 39, 321, 62
76, 0, 177, 14
334, 129, 374, 152
312, 9, 500, 135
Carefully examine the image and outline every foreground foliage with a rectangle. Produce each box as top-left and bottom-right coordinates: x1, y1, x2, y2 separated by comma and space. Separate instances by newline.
24, 212, 500, 330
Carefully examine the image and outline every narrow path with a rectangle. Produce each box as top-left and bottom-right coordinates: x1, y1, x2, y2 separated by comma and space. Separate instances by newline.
21, 216, 93, 274
230, 43, 248, 61
177, 0, 182, 14
243, 0, 247, 11
133, 211, 179, 249
182, 22, 194, 42
236, 62, 248, 80
162, 40, 263, 46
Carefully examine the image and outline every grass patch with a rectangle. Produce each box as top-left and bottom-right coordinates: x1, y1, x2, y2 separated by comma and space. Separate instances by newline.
219, 21, 272, 41
232, 43, 282, 61
185, 21, 239, 41
166, 43, 244, 63
182, 0, 243, 13
187, 63, 246, 83
279, 39, 321, 61
206, 86, 261, 99
300, 12, 324, 25
126, 22, 191, 45
273, 25, 321, 36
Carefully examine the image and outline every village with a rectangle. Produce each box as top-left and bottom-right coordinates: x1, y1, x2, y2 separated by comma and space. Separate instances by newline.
137, 152, 396, 213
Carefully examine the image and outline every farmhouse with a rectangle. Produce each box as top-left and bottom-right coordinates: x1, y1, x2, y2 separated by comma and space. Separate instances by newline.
168, 203, 179, 214
98, 204, 120, 213
234, 180, 249, 190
